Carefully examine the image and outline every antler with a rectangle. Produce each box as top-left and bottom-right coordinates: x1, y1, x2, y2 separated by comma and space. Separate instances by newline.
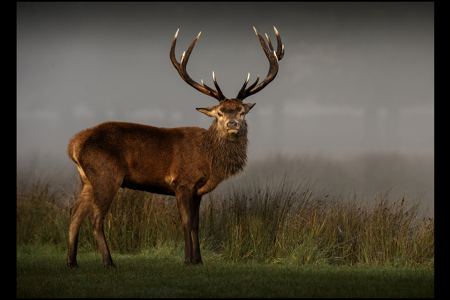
170, 29, 226, 102
236, 26, 285, 101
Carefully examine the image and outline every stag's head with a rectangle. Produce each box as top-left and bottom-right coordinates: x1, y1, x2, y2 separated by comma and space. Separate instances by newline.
170, 26, 284, 139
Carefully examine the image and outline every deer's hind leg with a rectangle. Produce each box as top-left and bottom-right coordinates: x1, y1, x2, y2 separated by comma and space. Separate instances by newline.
67, 165, 94, 268
88, 167, 124, 268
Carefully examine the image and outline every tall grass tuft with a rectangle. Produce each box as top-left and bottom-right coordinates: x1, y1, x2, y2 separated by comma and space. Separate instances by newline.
105, 189, 182, 253
16, 178, 72, 248
200, 178, 433, 266
16, 176, 433, 267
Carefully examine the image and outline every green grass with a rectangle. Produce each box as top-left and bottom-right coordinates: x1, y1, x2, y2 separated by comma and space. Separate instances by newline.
16, 169, 434, 297
17, 244, 434, 298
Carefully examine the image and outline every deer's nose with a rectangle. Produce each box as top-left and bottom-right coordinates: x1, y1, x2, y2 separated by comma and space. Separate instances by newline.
227, 121, 238, 129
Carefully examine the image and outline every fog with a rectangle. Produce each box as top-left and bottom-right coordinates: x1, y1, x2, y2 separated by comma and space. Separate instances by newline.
17, 3, 434, 209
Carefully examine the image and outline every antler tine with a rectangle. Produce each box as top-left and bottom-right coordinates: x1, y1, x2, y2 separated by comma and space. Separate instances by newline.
253, 26, 274, 60
170, 29, 226, 102
247, 74, 260, 91
236, 73, 250, 100
212, 71, 225, 100
236, 73, 260, 101
180, 31, 201, 69
235, 26, 284, 101
265, 33, 275, 53
201, 78, 219, 95
273, 26, 285, 59
170, 29, 181, 69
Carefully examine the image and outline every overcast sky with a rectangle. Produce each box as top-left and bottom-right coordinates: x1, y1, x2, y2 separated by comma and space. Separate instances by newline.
17, 2, 434, 173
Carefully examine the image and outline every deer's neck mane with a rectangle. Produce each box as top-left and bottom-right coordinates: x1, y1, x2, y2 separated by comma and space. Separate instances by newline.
203, 119, 248, 180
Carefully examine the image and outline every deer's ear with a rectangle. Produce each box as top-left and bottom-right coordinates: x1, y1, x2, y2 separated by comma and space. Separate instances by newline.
196, 106, 216, 117
243, 103, 255, 113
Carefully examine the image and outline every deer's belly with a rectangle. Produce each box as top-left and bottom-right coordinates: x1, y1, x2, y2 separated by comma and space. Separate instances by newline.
121, 176, 175, 196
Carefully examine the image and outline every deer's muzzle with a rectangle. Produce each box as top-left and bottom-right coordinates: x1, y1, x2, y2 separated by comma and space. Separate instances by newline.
227, 121, 240, 134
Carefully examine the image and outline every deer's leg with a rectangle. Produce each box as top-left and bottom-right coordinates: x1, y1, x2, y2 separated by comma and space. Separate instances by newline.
191, 195, 203, 265
67, 179, 94, 268
175, 186, 198, 265
90, 177, 122, 269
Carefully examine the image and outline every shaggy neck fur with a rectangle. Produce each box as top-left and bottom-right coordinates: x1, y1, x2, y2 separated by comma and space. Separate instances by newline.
203, 119, 249, 180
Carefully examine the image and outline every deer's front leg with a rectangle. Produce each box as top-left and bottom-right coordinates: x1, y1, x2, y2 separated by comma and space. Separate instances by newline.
175, 186, 197, 265
191, 195, 203, 265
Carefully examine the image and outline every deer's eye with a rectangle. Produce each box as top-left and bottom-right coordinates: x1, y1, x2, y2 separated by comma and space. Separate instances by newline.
240, 112, 245, 116
218, 112, 223, 117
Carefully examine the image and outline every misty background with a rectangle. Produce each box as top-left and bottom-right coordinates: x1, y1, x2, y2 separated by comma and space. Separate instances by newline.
17, 3, 434, 211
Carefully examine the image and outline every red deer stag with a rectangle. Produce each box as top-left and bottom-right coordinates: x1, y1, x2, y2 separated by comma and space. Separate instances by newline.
67, 26, 284, 268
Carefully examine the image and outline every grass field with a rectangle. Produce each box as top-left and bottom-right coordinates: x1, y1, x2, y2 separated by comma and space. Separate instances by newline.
17, 244, 433, 298
16, 153, 434, 297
